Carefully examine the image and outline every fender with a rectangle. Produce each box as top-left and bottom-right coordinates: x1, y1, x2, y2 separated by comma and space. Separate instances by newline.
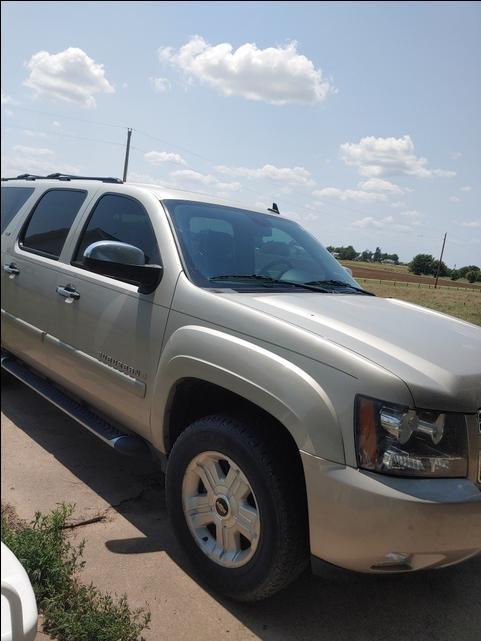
150, 324, 345, 462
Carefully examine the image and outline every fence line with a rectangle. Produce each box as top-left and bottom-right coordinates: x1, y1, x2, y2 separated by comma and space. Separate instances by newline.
357, 278, 481, 293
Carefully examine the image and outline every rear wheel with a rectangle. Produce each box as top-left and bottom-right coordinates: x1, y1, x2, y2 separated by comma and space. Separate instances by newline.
166, 415, 309, 601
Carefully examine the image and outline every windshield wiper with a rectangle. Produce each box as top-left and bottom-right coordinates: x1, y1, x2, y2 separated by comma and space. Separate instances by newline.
209, 274, 330, 292
305, 280, 375, 296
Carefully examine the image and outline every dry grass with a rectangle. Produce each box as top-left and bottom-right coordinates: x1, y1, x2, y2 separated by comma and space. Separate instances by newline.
363, 280, 481, 326
343, 260, 411, 275
342, 260, 480, 288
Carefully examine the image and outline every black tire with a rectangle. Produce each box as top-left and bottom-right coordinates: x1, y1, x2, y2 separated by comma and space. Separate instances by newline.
166, 414, 309, 601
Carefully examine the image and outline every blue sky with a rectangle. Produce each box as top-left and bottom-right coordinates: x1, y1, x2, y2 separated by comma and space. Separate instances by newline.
2, 0, 480, 266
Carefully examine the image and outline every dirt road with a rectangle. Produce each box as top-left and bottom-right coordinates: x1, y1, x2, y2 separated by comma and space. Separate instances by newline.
2, 380, 480, 641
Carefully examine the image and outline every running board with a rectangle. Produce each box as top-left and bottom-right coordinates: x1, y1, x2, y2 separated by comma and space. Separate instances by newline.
1, 355, 150, 458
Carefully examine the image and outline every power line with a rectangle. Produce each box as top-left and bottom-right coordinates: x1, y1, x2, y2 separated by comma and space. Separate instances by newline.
1, 123, 127, 147
9, 105, 128, 130
1, 114, 461, 245
3, 108, 406, 222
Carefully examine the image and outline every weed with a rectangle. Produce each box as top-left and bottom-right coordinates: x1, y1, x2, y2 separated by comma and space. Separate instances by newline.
1, 504, 150, 641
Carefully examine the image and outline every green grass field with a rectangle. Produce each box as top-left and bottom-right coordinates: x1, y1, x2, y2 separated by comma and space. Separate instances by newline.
363, 280, 481, 326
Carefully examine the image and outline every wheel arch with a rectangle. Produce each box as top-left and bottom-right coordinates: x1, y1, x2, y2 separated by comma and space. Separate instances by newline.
150, 325, 345, 463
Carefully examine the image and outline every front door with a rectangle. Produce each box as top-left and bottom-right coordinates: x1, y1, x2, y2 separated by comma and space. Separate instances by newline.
49, 192, 172, 439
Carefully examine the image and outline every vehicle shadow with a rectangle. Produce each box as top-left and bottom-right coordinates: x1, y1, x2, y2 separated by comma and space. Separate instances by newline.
2, 381, 480, 641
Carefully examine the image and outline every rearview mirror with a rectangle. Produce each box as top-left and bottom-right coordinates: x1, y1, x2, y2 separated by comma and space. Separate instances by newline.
82, 241, 163, 294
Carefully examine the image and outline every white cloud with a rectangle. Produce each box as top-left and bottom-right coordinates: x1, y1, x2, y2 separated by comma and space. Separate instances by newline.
129, 170, 241, 198
144, 150, 186, 166
24, 47, 114, 107
449, 196, 460, 203
1, 91, 16, 105
149, 76, 171, 93
128, 172, 165, 186
460, 185, 472, 192
216, 163, 314, 186
352, 216, 391, 229
450, 152, 462, 160
352, 215, 412, 232
158, 36, 334, 105
400, 209, 423, 225
313, 187, 387, 202
23, 129, 47, 138
52, 121, 61, 128
340, 135, 455, 178
461, 219, 481, 228
1, 144, 79, 176
357, 177, 403, 194
390, 201, 406, 209
169, 169, 241, 193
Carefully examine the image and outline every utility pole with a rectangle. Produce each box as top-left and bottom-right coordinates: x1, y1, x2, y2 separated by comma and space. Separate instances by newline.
122, 128, 132, 182
434, 232, 447, 289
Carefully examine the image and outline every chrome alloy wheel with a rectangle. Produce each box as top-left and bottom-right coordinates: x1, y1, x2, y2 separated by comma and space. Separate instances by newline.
182, 451, 260, 568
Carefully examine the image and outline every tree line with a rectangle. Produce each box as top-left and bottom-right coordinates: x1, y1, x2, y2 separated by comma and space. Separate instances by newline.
326, 245, 399, 263
327, 245, 481, 282
408, 254, 481, 282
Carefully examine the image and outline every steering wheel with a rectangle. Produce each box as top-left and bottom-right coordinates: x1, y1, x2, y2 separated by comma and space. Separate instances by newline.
259, 259, 293, 280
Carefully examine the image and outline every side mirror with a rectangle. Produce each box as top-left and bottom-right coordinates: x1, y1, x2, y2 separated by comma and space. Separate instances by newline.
82, 241, 163, 294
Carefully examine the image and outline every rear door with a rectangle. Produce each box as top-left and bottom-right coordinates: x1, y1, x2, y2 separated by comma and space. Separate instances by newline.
1, 186, 92, 374
48, 191, 176, 439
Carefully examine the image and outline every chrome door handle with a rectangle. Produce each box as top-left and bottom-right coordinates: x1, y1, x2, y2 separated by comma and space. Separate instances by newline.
3, 263, 20, 275
56, 285, 80, 301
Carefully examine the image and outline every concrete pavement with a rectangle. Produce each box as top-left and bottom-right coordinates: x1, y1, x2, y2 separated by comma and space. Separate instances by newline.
2, 378, 480, 641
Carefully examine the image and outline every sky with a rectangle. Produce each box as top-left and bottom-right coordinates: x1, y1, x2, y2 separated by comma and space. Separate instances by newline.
1, 0, 480, 266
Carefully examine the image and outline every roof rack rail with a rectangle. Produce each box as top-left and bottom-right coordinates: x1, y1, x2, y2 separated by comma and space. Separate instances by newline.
1, 173, 123, 184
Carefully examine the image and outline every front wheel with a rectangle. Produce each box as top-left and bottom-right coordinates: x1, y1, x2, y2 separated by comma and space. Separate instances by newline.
166, 415, 309, 601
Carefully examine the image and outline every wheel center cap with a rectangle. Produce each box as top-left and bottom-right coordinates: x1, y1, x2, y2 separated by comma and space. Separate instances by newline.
215, 497, 230, 518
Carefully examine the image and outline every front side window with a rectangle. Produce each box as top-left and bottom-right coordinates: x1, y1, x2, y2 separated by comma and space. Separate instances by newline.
164, 200, 360, 292
1, 186, 35, 233
75, 194, 160, 265
21, 189, 87, 258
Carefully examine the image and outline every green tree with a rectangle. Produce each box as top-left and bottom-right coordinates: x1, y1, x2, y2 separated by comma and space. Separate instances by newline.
432, 259, 449, 277
450, 269, 460, 281
337, 245, 358, 260
409, 254, 435, 275
459, 265, 480, 278
373, 247, 383, 262
466, 270, 479, 283
360, 250, 373, 262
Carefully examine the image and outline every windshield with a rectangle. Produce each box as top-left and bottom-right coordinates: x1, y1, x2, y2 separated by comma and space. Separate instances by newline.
164, 199, 360, 291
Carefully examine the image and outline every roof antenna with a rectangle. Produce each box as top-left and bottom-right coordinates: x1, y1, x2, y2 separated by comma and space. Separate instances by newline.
268, 202, 280, 214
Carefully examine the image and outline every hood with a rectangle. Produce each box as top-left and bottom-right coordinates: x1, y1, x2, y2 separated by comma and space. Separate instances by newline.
221, 292, 481, 413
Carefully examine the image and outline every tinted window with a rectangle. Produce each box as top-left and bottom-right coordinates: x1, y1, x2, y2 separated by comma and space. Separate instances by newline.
22, 189, 87, 258
75, 194, 160, 264
165, 199, 358, 289
1, 187, 34, 233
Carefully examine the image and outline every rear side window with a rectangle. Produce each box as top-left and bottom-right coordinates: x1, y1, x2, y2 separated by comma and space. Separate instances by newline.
75, 194, 161, 264
1, 187, 35, 233
21, 189, 87, 259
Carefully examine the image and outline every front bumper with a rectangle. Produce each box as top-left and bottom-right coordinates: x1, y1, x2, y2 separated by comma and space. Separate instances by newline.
301, 451, 481, 573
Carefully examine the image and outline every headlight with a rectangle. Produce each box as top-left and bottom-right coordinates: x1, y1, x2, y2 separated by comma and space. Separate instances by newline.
355, 396, 468, 477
